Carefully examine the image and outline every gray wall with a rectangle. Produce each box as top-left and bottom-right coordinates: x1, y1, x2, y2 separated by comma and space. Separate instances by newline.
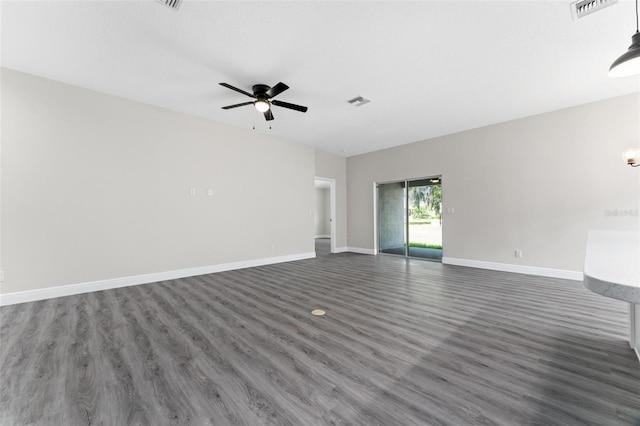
347, 93, 640, 273
315, 188, 330, 237
314, 150, 348, 250
2, 69, 315, 294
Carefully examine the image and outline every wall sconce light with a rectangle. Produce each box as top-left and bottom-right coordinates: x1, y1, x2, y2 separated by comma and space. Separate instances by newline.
622, 147, 640, 167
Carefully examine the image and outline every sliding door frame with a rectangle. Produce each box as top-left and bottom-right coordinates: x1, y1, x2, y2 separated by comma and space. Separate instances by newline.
375, 175, 442, 261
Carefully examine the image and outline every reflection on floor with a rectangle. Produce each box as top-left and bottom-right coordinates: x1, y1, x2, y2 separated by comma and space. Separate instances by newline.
380, 246, 443, 261
315, 238, 331, 257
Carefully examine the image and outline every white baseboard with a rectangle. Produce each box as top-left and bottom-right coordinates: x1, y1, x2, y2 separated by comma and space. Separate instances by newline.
315, 235, 331, 239
340, 250, 581, 280
442, 257, 583, 281
2, 252, 583, 306
0, 252, 316, 306
347, 247, 376, 255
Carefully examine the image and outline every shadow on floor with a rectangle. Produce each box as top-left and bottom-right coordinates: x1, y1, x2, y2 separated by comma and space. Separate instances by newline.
356, 306, 639, 425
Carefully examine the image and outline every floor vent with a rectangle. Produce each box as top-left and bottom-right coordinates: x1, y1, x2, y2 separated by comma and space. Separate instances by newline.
571, 0, 618, 20
157, 0, 182, 11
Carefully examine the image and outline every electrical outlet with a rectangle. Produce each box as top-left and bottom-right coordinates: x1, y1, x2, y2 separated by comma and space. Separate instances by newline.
514, 249, 523, 258
207, 188, 214, 196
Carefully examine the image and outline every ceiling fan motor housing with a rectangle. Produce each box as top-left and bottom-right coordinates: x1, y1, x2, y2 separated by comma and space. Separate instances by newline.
252, 84, 271, 98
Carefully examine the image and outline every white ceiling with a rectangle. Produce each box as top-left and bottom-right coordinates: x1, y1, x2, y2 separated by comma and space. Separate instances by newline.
2, 1, 639, 157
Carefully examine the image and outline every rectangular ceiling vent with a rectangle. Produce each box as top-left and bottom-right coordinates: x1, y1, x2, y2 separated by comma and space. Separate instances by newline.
571, 0, 617, 20
347, 96, 370, 107
157, 0, 182, 11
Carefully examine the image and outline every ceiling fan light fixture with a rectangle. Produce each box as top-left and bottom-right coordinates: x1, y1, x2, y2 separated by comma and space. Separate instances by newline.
609, 0, 640, 77
254, 99, 270, 112
220, 82, 307, 122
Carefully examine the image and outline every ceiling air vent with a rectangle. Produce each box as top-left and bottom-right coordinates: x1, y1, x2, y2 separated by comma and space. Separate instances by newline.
157, 0, 182, 11
571, 0, 617, 20
347, 96, 370, 107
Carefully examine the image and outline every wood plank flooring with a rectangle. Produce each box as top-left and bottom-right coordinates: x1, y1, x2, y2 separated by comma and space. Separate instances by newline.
1, 251, 639, 425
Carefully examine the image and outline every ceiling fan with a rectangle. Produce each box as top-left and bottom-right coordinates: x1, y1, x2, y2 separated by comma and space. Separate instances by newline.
219, 82, 308, 121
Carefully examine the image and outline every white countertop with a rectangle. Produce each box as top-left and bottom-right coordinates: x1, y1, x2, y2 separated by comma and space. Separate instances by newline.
583, 230, 640, 304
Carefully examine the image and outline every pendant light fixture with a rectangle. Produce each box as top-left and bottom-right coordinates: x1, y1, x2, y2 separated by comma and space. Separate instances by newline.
609, 0, 640, 77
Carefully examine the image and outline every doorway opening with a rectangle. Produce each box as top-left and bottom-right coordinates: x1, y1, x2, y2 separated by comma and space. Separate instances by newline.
377, 176, 442, 261
314, 177, 336, 256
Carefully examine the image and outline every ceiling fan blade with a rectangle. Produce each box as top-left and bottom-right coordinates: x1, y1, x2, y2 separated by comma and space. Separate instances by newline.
272, 100, 308, 113
264, 109, 274, 121
266, 82, 289, 98
219, 82, 256, 98
221, 101, 254, 110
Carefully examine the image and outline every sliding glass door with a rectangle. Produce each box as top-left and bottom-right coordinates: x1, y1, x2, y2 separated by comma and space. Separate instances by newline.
407, 178, 442, 260
378, 177, 442, 261
377, 181, 407, 256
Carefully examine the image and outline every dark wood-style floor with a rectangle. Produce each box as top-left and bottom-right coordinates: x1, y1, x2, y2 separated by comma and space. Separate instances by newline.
1, 246, 639, 425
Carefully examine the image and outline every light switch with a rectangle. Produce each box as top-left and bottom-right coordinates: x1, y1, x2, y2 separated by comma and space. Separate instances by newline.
208, 189, 214, 196
190, 188, 196, 196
